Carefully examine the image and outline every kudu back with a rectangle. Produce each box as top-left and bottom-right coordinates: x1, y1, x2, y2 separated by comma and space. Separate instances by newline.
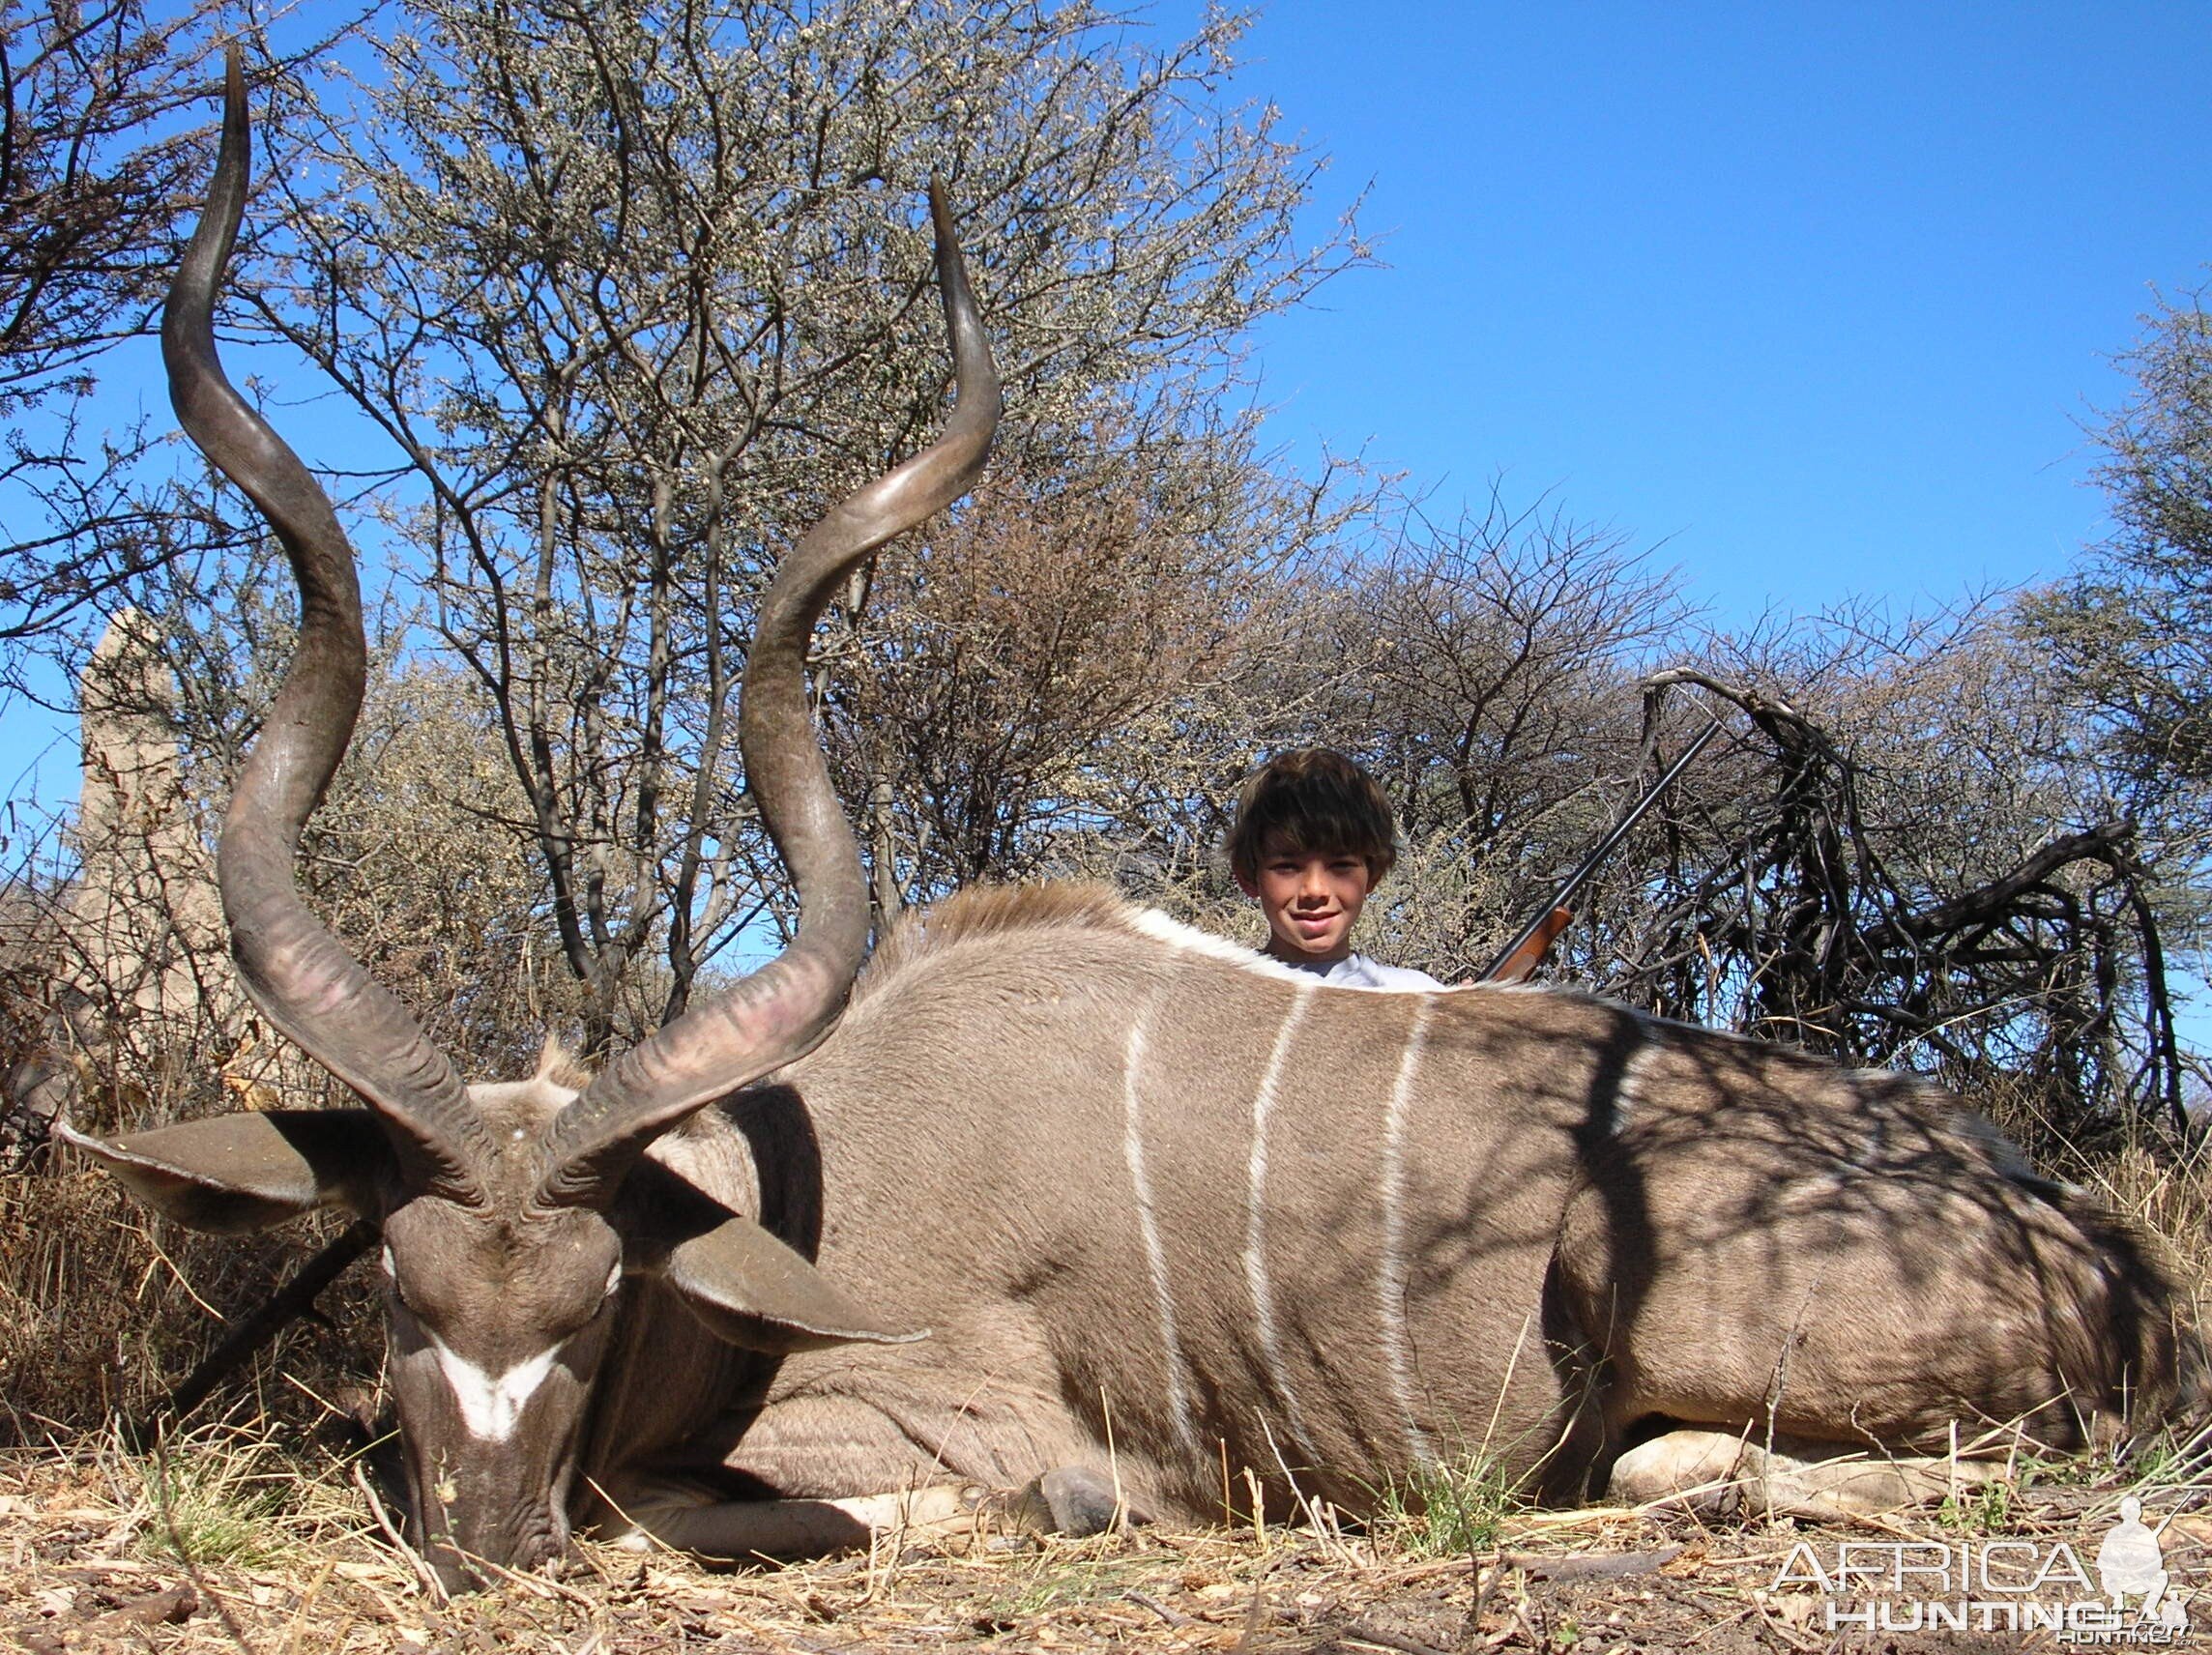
71, 62, 2199, 1585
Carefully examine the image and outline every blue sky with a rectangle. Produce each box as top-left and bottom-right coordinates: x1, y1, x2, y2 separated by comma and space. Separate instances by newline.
1155, 2, 2212, 619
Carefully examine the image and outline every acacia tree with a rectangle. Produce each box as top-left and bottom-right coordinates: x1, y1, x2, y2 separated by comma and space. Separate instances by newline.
0, 0, 218, 411
0, 1, 354, 651
2007, 281, 2212, 1119
247, 0, 1362, 1050
2020, 282, 2212, 806
823, 393, 1356, 913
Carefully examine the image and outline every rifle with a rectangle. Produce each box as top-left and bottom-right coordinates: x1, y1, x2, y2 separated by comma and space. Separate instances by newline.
1476, 714, 1724, 983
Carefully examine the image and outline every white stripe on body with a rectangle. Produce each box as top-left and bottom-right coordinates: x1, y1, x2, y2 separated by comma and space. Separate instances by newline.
1242, 981, 1324, 1465
1379, 998, 1438, 1463
1121, 1003, 1202, 1457
1614, 1026, 1657, 1131
429, 1333, 560, 1442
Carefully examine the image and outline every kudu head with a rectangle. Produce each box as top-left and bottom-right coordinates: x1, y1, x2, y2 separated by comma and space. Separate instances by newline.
60, 50, 998, 1590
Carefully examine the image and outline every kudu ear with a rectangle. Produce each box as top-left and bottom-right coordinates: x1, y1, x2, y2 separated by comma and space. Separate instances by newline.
659, 1215, 929, 1354
56, 1111, 390, 1233
618, 1160, 924, 1353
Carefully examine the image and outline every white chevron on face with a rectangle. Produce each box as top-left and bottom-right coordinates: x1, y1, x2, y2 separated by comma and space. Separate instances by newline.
429, 1333, 561, 1442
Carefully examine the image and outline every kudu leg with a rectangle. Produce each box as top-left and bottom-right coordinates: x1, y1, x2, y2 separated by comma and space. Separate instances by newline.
602, 1465, 1131, 1561
608, 1482, 991, 1562
1608, 1428, 2006, 1520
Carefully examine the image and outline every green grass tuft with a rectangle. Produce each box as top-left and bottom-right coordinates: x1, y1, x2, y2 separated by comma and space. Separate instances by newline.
1936, 1476, 2015, 1534
1374, 1451, 1526, 1559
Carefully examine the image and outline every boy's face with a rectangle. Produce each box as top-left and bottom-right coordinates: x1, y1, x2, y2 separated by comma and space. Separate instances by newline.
1237, 842, 1377, 966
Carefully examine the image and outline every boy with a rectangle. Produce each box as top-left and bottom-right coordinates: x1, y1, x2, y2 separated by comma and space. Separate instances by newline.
1227, 748, 1444, 990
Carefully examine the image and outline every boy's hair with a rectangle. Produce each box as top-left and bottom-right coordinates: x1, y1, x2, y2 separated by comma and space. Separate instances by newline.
1227, 748, 1398, 885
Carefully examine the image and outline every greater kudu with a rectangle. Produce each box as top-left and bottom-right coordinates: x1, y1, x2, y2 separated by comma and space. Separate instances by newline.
69, 62, 2200, 1587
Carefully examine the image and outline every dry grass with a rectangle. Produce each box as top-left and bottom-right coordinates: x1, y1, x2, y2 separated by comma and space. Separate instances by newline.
0, 1165, 379, 1447
11, 1420, 2208, 1654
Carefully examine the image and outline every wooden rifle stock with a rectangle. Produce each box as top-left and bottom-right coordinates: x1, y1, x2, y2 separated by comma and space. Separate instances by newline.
1485, 907, 1573, 985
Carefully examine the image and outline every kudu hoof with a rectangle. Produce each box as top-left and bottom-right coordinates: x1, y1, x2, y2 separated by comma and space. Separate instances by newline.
1005, 1466, 1135, 1537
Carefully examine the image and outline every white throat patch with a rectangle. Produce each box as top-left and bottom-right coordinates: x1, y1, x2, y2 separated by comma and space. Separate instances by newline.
428, 1334, 561, 1441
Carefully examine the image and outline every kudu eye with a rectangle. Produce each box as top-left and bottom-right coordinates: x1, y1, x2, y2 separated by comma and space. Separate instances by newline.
380, 1244, 412, 1308
380, 1244, 436, 1319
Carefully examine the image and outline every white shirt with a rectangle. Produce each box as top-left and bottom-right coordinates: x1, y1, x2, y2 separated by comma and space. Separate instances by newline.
1287, 951, 1445, 991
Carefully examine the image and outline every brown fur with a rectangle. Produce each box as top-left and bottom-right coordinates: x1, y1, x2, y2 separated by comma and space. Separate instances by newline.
611, 889, 2202, 1534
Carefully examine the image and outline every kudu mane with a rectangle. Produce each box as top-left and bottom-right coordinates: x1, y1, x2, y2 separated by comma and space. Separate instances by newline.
856, 883, 1180, 996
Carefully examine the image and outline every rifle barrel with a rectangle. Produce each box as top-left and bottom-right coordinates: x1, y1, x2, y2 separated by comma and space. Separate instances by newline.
1475, 714, 1724, 982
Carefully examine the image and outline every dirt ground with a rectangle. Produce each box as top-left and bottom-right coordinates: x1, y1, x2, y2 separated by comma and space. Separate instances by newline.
6, 1439, 2206, 1654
